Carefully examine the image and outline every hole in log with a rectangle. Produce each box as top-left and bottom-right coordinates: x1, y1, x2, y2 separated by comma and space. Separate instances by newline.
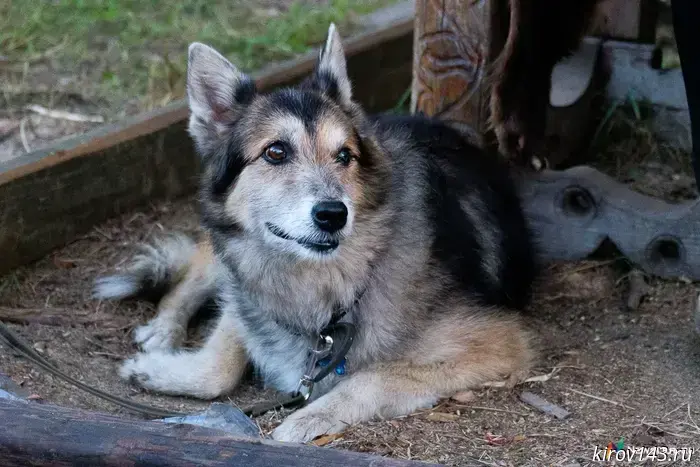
561, 186, 595, 217
647, 236, 683, 265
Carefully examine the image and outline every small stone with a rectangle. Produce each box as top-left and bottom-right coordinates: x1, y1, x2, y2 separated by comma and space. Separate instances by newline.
32, 342, 47, 354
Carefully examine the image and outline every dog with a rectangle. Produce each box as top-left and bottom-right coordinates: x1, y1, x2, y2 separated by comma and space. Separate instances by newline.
94, 24, 538, 443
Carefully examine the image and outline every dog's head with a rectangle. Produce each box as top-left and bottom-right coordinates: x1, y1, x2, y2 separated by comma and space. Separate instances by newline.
188, 24, 388, 260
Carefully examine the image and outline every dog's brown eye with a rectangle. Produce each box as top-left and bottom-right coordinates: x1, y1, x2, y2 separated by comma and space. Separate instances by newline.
263, 143, 287, 164
336, 148, 353, 166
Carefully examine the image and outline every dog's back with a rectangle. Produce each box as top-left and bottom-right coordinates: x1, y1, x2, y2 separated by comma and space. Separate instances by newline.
375, 114, 536, 310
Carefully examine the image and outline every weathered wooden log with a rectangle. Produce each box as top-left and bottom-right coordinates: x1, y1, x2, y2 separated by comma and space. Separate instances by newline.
0, 398, 441, 466
520, 165, 700, 280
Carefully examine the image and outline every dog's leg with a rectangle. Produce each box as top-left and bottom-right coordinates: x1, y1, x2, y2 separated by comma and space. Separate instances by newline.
134, 242, 216, 352
120, 311, 248, 399
272, 314, 534, 443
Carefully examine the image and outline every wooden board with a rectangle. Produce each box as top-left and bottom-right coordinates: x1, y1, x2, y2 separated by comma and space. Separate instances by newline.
0, 398, 441, 466
0, 11, 413, 276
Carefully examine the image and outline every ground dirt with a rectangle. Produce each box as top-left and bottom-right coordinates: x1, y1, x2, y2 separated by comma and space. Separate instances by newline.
2, 149, 700, 466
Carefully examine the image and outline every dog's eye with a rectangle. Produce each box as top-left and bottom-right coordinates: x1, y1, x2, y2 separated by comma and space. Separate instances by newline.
263, 143, 287, 164
336, 148, 353, 166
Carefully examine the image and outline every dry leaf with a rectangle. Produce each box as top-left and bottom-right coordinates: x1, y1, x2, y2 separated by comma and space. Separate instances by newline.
426, 412, 459, 422
311, 433, 343, 446
27, 394, 42, 401
451, 390, 475, 403
485, 432, 509, 446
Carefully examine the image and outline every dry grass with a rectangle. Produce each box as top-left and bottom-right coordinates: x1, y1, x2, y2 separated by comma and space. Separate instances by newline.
588, 98, 696, 201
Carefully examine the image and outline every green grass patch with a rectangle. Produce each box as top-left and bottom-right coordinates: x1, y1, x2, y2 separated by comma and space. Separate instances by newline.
0, 0, 396, 115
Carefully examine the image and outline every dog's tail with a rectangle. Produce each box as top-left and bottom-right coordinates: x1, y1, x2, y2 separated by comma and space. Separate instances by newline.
92, 234, 196, 302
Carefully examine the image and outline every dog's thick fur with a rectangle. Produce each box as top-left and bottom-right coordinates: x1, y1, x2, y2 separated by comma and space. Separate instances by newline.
94, 25, 538, 443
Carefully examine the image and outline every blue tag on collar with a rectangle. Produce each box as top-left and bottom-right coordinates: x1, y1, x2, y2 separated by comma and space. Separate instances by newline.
316, 356, 346, 376
334, 358, 347, 376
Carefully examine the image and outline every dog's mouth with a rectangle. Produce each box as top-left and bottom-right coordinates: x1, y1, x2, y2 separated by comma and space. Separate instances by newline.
265, 223, 339, 253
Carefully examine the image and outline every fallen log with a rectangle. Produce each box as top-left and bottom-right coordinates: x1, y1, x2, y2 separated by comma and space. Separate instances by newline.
0, 398, 441, 466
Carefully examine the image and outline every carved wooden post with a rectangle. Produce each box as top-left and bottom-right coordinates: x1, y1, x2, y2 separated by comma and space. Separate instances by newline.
411, 0, 506, 143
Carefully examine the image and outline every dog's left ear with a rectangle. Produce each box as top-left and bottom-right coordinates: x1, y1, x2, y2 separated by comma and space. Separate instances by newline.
186, 43, 256, 155
314, 23, 352, 107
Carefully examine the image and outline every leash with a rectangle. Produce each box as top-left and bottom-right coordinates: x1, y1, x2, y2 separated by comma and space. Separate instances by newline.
0, 321, 185, 418
0, 316, 354, 419
0, 321, 309, 418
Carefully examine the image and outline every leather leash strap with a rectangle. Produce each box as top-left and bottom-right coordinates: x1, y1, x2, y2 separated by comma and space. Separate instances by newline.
0, 320, 304, 419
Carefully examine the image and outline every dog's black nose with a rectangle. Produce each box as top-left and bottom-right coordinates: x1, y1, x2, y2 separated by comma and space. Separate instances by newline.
312, 201, 348, 233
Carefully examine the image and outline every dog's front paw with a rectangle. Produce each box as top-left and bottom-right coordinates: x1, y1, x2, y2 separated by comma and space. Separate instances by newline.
119, 351, 188, 395
119, 352, 162, 388
133, 316, 186, 352
272, 407, 347, 443
119, 350, 237, 399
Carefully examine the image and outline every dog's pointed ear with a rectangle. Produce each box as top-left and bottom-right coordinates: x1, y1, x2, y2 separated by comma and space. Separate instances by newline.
186, 43, 256, 150
314, 23, 352, 106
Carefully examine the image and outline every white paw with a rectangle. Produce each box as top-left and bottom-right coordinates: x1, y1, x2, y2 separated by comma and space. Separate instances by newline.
272, 406, 348, 443
133, 316, 186, 352
119, 352, 171, 390
119, 351, 232, 399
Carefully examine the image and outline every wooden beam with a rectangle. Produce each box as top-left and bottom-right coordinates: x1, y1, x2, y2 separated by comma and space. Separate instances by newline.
0, 12, 413, 275
0, 398, 440, 466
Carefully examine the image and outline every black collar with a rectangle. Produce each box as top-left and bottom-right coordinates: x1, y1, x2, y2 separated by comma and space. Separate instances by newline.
273, 287, 366, 338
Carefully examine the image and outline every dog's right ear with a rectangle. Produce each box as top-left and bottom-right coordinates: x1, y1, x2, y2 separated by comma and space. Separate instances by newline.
186, 43, 256, 151
313, 23, 352, 107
